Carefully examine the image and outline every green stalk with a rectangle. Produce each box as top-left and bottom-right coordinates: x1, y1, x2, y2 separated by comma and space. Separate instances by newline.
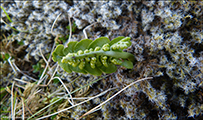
62, 50, 135, 63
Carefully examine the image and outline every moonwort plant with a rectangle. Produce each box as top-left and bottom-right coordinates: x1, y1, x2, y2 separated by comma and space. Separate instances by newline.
52, 36, 135, 76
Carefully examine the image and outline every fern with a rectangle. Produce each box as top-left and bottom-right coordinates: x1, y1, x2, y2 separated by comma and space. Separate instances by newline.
52, 36, 135, 76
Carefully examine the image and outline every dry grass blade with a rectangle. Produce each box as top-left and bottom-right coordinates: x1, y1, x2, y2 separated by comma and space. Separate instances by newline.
36, 13, 61, 85
8, 57, 38, 81
83, 22, 98, 39
13, 98, 18, 119
8, 57, 17, 75
41, 64, 59, 87
11, 81, 15, 120
39, 44, 49, 67
67, 14, 72, 44
37, 12, 59, 85
37, 44, 50, 85
27, 75, 108, 120
14, 78, 30, 85
51, 12, 62, 35
51, 77, 75, 105
37, 41, 56, 85
21, 97, 25, 120
36, 87, 115, 120
78, 77, 153, 120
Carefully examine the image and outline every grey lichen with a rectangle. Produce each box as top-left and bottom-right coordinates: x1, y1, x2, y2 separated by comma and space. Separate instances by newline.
1, 0, 203, 120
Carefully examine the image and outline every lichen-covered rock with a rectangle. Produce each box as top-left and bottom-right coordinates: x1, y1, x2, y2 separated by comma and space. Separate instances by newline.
1, 1, 203, 120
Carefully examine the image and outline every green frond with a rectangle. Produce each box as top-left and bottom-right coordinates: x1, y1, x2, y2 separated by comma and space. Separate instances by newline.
52, 36, 135, 76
